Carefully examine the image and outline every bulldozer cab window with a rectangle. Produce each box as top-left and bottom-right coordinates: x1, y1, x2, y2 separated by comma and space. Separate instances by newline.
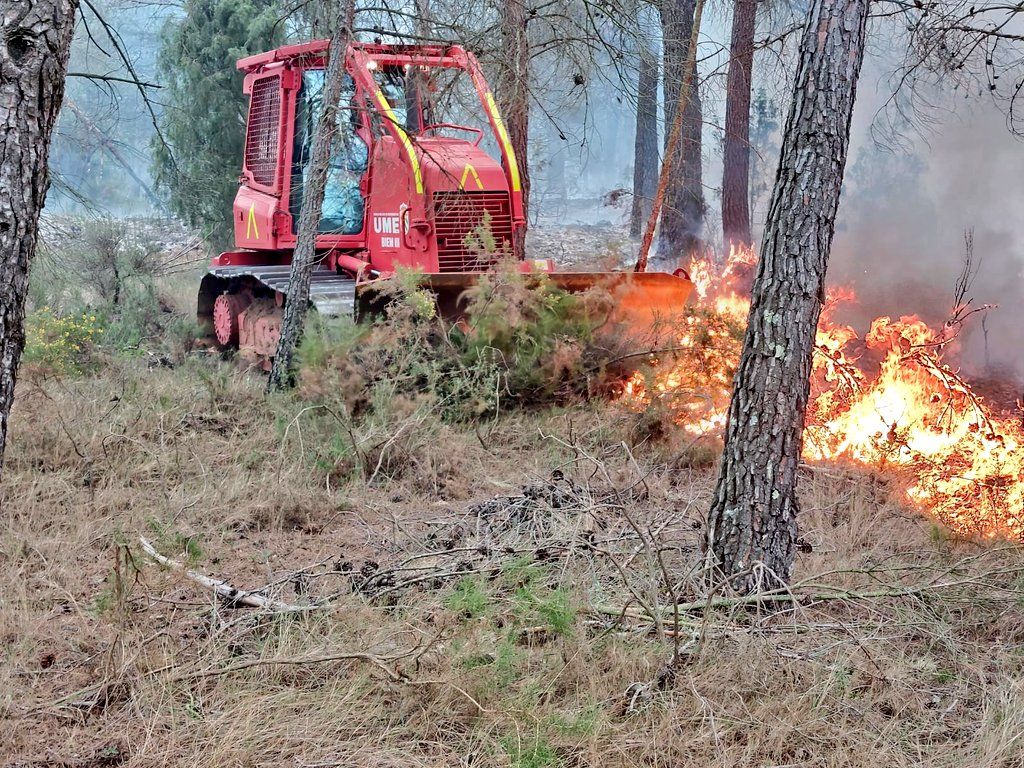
415, 67, 502, 161
369, 66, 409, 138
290, 70, 368, 235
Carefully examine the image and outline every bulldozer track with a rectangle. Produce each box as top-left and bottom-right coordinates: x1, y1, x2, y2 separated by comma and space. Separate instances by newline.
208, 265, 357, 317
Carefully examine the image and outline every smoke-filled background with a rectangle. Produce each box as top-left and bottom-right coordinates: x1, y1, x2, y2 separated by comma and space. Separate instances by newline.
833, 56, 1024, 382
47, 1, 1024, 380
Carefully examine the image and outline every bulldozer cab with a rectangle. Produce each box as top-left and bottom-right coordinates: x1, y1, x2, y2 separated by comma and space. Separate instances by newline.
231, 41, 527, 262
290, 62, 456, 238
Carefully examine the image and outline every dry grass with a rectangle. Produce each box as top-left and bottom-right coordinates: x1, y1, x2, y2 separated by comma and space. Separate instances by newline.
2, 353, 1024, 768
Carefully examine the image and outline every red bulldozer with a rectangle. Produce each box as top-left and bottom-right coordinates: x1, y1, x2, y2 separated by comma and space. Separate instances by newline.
198, 40, 693, 359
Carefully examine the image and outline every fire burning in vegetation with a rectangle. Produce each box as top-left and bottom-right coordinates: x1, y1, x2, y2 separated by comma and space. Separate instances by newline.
623, 245, 1024, 539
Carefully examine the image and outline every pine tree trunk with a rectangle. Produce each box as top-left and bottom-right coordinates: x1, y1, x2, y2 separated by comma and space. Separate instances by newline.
721, 0, 757, 249
629, 43, 659, 240
658, 0, 704, 261
705, 0, 871, 593
499, 0, 530, 255
0, 0, 79, 472
267, 0, 354, 392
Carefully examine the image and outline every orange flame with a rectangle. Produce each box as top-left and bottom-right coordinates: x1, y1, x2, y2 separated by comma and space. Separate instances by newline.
623, 244, 1024, 539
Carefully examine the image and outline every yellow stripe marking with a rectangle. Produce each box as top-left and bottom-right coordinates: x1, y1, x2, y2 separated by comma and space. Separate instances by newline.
459, 163, 483, 190
246, 202, 259, 239
485, 92, 521, 192
376, 90, 424, 194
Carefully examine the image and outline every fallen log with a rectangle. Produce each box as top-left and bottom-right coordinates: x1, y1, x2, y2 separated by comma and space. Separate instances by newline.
138, 536, 309, 612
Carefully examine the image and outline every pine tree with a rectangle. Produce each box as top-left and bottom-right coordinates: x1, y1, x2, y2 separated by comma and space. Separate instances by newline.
498, 0, 530, 257
0, 0, 79, 472
721, 0, 757, 250
706, 0, 872, 593
630, 34, 659, 240
657, 0, 705, 261
153, 0, 283, 245
267, 0, 355, 392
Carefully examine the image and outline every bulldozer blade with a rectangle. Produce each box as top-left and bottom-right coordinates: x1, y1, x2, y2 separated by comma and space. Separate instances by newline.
544, 271, 694, 329
358, 270, 693, 336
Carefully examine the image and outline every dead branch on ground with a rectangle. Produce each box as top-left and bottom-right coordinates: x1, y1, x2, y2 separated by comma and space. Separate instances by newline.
138, 537, 311, 613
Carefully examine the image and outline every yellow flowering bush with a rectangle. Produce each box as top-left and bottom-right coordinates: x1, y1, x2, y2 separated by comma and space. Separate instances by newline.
23, 307, 104, 374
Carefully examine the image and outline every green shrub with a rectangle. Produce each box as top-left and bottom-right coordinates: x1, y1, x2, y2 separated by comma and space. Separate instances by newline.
458, 260, 611, 402
492, 635, 524, 689
98, 281, 198, 356
546, 705, 601, 737
517, 587, 575, 636
296, 290, 500, 429
290, 264, 655, 490
501, 555, 545, 589
296, 261, 623, 427
22, 307, 103, 375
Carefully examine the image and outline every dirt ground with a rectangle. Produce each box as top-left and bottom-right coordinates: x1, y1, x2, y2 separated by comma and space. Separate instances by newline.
2, 355, 1024, 767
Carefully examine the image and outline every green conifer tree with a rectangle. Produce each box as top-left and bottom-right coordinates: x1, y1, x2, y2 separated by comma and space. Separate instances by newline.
153, 0, 283, 245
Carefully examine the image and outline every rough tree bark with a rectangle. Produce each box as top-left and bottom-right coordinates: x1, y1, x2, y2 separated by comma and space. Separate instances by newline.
499, 0, 530, 255
0, 0, 79, 472
705, 0, 872, 593
658, 0, 704, 261
629, 38, 659, 240
721, 0, 757, 250
267, 0, 354, 392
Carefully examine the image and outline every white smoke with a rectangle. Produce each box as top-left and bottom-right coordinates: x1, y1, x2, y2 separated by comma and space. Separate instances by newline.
830, 57, 1024, 380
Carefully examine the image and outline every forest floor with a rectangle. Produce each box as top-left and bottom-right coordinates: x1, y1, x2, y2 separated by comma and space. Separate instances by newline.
2, 262, 1024, 767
